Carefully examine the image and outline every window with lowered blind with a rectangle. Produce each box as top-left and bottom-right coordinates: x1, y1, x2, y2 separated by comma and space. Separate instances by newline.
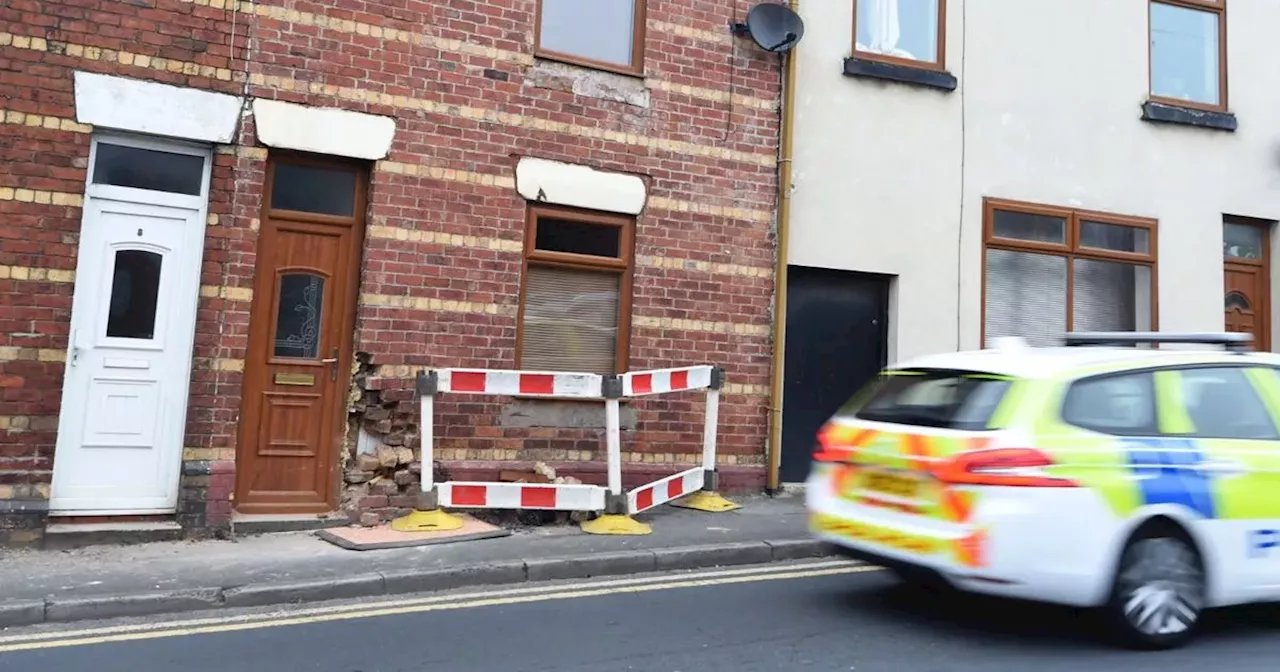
983, 199, 1157, 347
517, 205, 633, 374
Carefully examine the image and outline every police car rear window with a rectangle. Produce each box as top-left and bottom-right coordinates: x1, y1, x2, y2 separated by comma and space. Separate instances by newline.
837, 369, 1015, 430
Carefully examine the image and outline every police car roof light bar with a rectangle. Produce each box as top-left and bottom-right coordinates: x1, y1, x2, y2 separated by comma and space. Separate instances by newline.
1063, 331, 1254, 352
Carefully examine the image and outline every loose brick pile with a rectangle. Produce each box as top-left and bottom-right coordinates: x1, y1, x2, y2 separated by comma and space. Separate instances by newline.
0, 0, 781, 544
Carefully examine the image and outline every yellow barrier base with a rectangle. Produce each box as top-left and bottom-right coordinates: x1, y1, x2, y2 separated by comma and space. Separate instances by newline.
671, 491, 742, 513
390, 508, 466, 532
580, 514, 652, 536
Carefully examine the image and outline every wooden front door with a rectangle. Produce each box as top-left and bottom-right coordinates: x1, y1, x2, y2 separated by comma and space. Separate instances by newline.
235, 154, 367, 514
1223, 219, 1271, 351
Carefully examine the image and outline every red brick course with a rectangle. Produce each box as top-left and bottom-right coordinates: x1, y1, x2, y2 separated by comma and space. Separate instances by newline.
0, 0, 780, 544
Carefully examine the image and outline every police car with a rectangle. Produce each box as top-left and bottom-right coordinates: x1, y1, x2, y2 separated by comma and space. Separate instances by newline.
806, 332, 1280, 650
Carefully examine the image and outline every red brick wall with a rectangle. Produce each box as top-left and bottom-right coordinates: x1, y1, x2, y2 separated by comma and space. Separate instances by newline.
0, 0, 780, 541
0, 0, 249, 540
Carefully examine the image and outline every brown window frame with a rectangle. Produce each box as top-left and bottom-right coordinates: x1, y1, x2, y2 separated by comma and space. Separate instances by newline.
981, 198, 1159, 347
533, 0, 648, 77
851, 0, 948, 71
1148, 0, 1228, 112
1223, 215, 1270, 265
1222, 215, 1271, 351
263, 151, 369, 226
515, 203, 635, 375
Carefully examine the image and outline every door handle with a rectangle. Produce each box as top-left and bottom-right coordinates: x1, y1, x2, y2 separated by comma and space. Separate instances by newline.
320, 347, 339, 381
69, 328, 81, 367
1197, 458, 1245, 477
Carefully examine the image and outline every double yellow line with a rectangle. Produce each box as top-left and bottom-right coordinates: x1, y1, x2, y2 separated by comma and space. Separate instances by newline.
0, 560, 879, 653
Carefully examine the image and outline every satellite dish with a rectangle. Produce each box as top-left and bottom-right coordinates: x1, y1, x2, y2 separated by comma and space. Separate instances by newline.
730, 3, 805, 53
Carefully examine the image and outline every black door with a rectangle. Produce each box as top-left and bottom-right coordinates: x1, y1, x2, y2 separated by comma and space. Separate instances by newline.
780, 266, 889, 483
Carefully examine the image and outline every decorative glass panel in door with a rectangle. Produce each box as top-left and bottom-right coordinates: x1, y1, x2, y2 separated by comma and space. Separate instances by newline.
273, 273, 326, 359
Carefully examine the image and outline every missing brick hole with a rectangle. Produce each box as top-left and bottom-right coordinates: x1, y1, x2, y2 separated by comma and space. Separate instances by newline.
339, 355, 589, 529
342, 352, 449, 526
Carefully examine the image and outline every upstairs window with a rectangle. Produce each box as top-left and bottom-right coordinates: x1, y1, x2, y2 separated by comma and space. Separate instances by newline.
853, 0, 945, 69
536, 0, 647, 74
1149, 0, 1227, 110
517, 205, 634, 375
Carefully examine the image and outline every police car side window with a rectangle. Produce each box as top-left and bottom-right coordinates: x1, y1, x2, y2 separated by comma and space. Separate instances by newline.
1177, 367, 1279, 440
1061, 371, 1157, 435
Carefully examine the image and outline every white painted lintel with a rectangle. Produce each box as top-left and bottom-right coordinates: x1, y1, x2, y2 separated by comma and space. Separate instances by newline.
515, 157, 647, 215
252, 99, 397, 161
73, 71, 242, 144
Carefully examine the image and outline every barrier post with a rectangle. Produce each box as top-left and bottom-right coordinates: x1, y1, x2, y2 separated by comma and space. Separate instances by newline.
580, 374, 652, 535
672, 366, 741, 512
391, 370, 465, 532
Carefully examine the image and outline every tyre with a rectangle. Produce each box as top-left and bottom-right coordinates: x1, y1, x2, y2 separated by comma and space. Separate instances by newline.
1106, 533, 1206, 650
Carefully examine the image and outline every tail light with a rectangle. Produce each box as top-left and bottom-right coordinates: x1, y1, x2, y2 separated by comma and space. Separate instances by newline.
934, 447, 1079, 488
813, 422, 860, 462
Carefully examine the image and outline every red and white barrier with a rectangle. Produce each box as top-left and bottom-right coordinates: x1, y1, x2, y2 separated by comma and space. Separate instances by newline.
439, 369, 603, 398
414, 367, 614, 519
441, 482, 606, 512
407, 363, 730, 533
628, 466, 704, 514
622, 365, 714, 397
618, 366, 727, 516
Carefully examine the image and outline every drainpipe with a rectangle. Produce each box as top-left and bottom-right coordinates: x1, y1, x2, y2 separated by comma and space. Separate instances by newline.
766, 0, 800, 493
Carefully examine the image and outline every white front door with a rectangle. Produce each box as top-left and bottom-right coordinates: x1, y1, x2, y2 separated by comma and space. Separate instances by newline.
50, 135, 210, 515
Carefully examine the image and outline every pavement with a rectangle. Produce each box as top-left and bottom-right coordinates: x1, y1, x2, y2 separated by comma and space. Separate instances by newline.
0, 494, 828, 628
0, 559, 1276, 670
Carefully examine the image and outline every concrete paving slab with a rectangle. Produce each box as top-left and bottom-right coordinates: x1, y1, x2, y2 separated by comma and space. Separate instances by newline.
314, 514, 510, 551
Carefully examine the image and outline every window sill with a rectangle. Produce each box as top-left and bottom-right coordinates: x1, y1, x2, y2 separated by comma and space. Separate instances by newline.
532, 51, 645, 80
1140, 100, 1237, 132
842, 57, 957, 92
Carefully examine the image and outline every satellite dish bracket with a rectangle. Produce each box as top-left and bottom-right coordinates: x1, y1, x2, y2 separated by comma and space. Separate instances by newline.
766, 32, 798, 51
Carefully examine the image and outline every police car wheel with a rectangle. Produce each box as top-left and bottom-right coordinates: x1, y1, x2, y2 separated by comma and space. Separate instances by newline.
1106, 534, 1205, 650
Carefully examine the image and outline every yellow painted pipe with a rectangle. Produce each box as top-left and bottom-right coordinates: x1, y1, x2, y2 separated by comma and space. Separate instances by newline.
766, 0, 800, 492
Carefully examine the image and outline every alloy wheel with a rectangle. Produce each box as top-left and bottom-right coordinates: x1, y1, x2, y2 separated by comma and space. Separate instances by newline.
1115, 537, 1204, 638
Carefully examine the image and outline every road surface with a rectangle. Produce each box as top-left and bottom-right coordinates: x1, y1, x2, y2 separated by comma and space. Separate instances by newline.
0, 559, 1276, 671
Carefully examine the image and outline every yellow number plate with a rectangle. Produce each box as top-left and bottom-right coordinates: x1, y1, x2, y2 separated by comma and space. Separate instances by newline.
861, 471, 920, 498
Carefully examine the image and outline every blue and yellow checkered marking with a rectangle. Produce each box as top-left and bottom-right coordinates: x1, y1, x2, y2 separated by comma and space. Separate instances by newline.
1121, 437, 1217, 520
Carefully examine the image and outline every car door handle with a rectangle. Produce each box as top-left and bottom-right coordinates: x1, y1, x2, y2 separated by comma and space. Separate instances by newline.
1197, 458, 1245, 477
